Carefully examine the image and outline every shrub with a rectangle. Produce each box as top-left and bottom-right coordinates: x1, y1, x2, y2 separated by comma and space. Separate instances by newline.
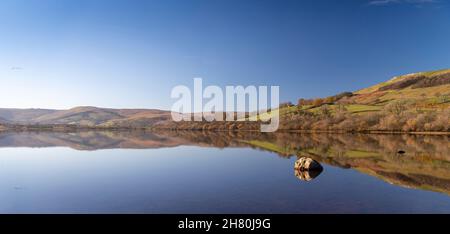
383, 100, 408, 116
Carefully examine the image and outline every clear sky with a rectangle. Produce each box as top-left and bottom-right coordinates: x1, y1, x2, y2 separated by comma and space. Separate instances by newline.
1, 0, 449, 110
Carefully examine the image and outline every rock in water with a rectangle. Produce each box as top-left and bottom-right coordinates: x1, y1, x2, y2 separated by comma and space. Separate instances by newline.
294, 157, 323, 171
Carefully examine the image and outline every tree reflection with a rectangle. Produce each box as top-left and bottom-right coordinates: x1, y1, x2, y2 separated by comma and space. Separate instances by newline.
0, 130, 449, 195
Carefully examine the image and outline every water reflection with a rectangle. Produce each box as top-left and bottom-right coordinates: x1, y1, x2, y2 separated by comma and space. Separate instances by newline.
0, 130, 449, 195
295, 169, 323, 182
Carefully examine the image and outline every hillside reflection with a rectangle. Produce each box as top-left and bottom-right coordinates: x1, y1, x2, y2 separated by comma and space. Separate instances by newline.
0, 130, 449, 195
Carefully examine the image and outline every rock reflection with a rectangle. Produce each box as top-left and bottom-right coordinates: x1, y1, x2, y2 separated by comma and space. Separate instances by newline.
294, 157, 323, 181
295, 169, 323, 182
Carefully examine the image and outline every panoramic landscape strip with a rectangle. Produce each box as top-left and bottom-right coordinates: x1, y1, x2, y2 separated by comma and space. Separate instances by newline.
1, 68, 449, 133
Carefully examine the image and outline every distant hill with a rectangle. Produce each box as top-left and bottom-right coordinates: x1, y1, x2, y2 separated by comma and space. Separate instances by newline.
0, 108, 57, 124
0, 116, 10, 124
0, 107, 172, 128
0, 68, 448, 132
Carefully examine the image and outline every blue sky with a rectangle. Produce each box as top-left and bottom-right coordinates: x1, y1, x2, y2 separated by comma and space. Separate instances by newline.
0, 0, 449, 110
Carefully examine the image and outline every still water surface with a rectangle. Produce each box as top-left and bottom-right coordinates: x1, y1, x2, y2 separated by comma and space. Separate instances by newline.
0, 131, 449, 213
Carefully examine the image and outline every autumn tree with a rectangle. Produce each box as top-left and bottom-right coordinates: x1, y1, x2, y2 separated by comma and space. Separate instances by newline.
312, 98, 324, 107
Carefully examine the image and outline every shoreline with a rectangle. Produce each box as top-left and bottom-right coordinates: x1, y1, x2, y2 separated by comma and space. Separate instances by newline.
0, 125, 449, 135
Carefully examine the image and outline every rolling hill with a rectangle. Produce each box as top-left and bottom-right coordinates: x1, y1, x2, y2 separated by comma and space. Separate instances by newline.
0, 108, 57, 124
270, 68, 450, 118
0, 107, 172, 128
155, 68, 450, 132
0, 68, 449, 132
350, 68, 450, 106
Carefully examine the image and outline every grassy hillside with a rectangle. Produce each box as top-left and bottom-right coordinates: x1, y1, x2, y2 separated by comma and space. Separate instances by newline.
286, 69, 449, 132
356, 68, 450, 94
350, 69, 450, 107
165, 68, 449, 132
0, 68, 448, 132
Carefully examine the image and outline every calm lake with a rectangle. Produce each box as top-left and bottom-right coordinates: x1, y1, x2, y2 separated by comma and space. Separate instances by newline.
0, 131, 449, 213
